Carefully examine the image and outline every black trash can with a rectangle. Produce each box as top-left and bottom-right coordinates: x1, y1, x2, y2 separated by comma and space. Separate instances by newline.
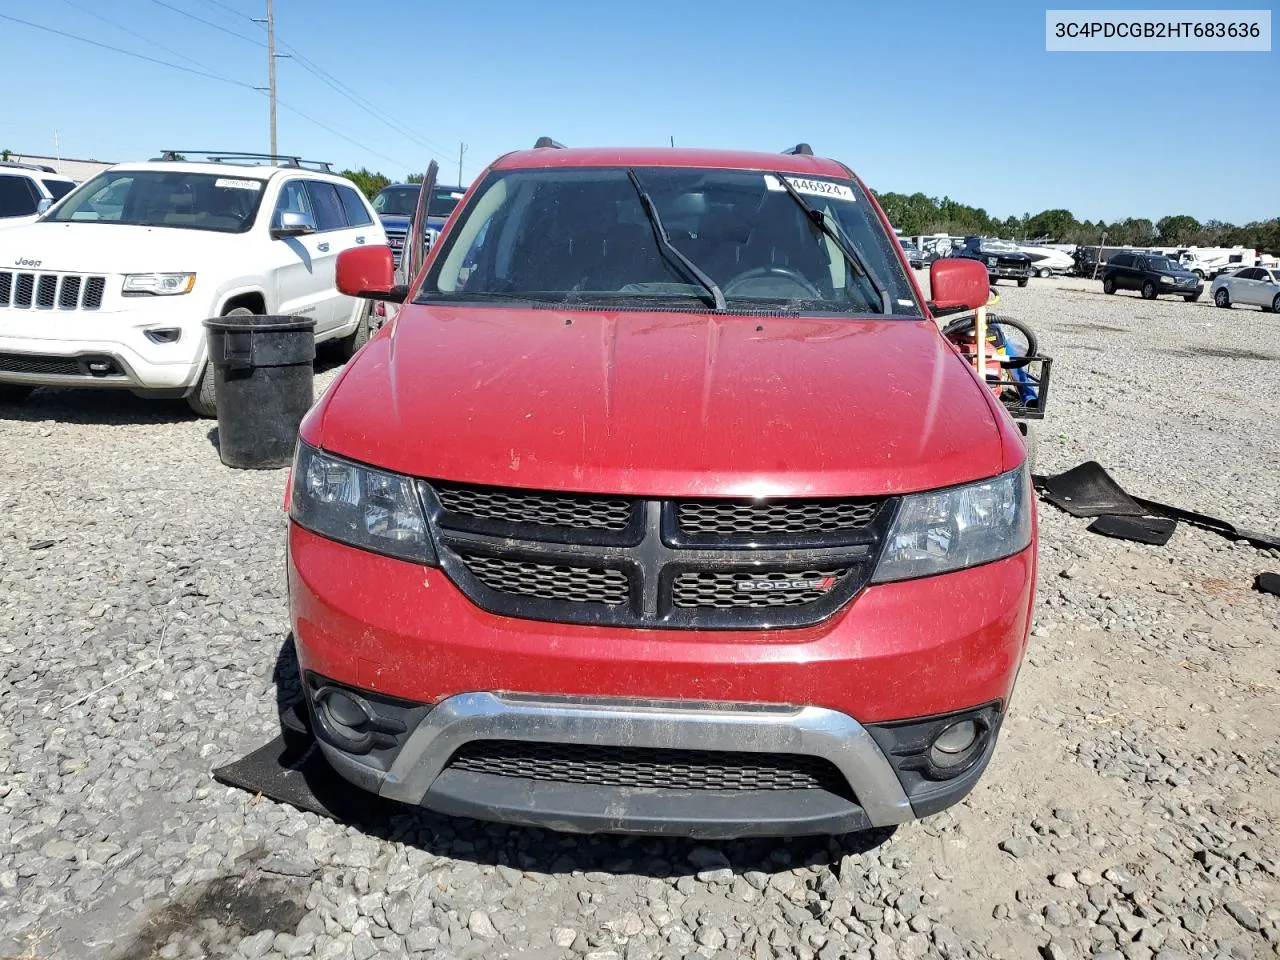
203, 314, 316, 469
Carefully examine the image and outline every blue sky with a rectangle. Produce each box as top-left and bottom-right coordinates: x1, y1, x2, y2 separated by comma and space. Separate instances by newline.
3, 0, 1274, 224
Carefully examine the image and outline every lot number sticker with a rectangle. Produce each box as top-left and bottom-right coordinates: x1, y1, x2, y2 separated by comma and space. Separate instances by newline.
214, 178, 262, 191
764, 175, 855, 201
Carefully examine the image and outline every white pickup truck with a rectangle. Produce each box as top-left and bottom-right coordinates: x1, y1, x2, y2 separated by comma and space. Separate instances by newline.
0, 152, 385, 415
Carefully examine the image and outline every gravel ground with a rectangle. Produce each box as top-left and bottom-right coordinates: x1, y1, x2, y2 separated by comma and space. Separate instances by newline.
1, 280, 1277, 960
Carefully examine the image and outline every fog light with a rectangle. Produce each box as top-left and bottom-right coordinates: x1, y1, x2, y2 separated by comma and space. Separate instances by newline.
929, 720, 980, 768
319, 688, 371, 733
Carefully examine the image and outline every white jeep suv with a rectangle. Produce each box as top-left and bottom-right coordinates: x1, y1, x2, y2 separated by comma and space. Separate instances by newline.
0, 153, 385, 415
0, 162, 78, 229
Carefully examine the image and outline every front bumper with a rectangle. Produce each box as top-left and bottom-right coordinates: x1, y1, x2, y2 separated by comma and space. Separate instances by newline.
288, 525, 1033, 835
1160, 283, 1203, 296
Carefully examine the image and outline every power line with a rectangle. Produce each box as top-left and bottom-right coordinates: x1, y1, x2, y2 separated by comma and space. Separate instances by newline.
146, 0, 263, 46
55, 0, 223, 77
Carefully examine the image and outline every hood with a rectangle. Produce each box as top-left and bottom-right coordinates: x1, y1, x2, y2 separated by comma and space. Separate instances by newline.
0, 221, 240, 274
313, 307, 1006, 499
378, 214, 411, 232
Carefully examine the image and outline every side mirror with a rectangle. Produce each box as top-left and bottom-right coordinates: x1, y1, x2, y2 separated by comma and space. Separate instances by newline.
336, 245, 406, 302
271, 210, 316, 238
36, 198, 53, 215
929, 258, 990, 312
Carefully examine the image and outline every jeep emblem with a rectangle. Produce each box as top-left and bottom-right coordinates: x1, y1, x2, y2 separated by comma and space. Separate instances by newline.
14, 257, 42, 268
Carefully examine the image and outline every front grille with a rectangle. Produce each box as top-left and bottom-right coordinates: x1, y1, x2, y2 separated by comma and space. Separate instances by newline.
676, 499, 879, 538
459, 554, 629, 605
446, 740, 852, 794
0, 353, 82, 376
436, 481, 635, 532
673, 569, 847, 608
426, 481, 893, 630
0, 271, 107, 310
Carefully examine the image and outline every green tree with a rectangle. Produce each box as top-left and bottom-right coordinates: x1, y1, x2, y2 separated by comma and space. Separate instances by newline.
339, 167, 391, 201
406, 173, 424, 184
1156, 215, 1201, 245
1, 149, 11, 162
1024, 209, 1079, 241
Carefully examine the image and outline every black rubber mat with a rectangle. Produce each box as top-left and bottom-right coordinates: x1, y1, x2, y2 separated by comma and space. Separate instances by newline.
212, 727, 393, 823
1033, 462, 1146, 518
1087, 514, 1177, 546
1255, 572, 1280, 597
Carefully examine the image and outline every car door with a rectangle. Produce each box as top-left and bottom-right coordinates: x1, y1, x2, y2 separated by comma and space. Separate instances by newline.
1241, 268, 1269, 306
1117, 255, 1137, 290
331, 183, 379, 333
268, 178, 333, 328
301, 180, 351, 336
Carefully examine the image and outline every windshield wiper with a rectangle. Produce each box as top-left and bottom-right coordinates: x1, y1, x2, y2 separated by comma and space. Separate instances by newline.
771, 172, 893, 315
626, 169, 725, 312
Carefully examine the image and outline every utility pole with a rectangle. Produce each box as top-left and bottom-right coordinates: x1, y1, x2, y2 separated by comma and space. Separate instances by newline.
457, 143, 467, 185
266, 0, 277, 157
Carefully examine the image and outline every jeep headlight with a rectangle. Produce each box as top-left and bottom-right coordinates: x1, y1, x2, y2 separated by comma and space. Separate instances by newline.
872, 466, 1032, 583
290, 442, 435, 564
122, 273, 196, 296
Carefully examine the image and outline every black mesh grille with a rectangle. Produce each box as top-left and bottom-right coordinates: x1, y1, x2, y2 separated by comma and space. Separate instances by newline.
14, 273, 34, 307
0, 272, 11, 306
83, 277, 106, 309
677, 499, 880, 537
0, 353, 82, 376
673, 569, 848, 609
36, 275, 57, 308
436, 482, 635, 532
459, 554, 629, 605
58, 275, 82, 309
447, 740, 851, 794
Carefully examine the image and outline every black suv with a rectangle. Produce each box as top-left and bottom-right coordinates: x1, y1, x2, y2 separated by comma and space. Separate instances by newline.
952, 236, 1032, 286
1101, 252, 1203, 302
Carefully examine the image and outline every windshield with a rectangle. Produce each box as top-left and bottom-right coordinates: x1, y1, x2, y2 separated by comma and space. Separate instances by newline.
43, 180, 77, 202
419, 167, 918, 315
46, 170, 265, 232
1147, 256, 1179, 272
374, 185, 465, 219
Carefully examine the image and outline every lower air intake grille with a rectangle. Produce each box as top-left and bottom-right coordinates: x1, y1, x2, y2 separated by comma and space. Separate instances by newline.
672, 569, 848, 608
0, 353, 82, 376
459, 554, 629, 605
446, 740, 852, 794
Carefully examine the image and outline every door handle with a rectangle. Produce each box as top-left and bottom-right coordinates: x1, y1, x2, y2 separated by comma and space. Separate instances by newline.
317, 242, 330, 253
355, 235, 365, 245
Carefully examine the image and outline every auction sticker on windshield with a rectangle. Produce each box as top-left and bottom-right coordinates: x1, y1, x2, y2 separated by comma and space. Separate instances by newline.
214, 178, 262, 191
764, 175, 855, 201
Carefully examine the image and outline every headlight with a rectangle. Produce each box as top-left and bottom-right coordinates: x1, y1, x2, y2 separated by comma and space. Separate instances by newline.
871, 466, 1032, 584
290, 443, 435, 564
122, 273, 196, 296
1159, 275, 1174, 284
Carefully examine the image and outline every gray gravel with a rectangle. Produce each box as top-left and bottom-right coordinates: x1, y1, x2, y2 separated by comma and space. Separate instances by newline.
1, 278, 1277, 960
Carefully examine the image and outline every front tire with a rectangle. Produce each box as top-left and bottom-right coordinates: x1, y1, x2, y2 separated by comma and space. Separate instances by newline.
1141, 281, 1157, 300
1271, 294, 1280, 314
331, 302, 372, 361
1017, 277, 1029, 288
0, 384, 34, 404
1184, 293, 1200, 303
1103, 276, 1116, 295
187, 305, 255, 418
1214, 288, 1231, 309
1037, 267, 1051, 279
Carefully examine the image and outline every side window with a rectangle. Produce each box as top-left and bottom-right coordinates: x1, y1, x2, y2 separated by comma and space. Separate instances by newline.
1241, 268, 1262, 281
0, 175, 40, 217
41, 179, 76, 202
336, 185, 373, 227
1134, 257, 1147, 270
273, 180, 313, 228
306, 181, 346, 232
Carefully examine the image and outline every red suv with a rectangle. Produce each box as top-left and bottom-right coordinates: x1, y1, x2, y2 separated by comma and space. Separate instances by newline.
287, 142, 1035, 838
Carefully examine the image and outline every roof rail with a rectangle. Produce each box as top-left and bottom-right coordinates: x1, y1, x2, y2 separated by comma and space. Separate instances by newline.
154, 150, 334, 173
0, 160, 58, 173
781, 143, 814, 156
533, 137, 566, 149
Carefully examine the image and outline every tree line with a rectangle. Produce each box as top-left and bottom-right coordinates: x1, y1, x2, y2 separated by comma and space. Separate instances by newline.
876, 191, 1280, 253
333, 166, 1279, 256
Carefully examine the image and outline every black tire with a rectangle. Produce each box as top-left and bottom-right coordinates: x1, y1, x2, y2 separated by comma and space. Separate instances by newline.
1271, 294, 1280, 314
1184, 293, 1200, 303
1017, 277, 1029, 288
1102, 276, 1116, 295
1037, 267, 1051, 279
1214, 288, 1231, 309
0, 383, 34, 404
989, 277, 999, 287
1141, 281, 1157, 300
331, 302, 372, 361
187, 305, 254, 417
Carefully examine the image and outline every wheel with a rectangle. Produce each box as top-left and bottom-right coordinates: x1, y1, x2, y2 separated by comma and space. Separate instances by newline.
0, 384, 34, 404
1214, 288, 1231, 309
989, 277, 999, 287
1270, 293, 1280, 313
187, 305, 254, 417
1102, 276, 1116, 295
1037, 267, 1051, 278
331, 301, 372, 361
1184, 292, 1200, 303
1016, 277, 1029, 288
1193, 270, 1205, 280
1141, 281, 1157, 300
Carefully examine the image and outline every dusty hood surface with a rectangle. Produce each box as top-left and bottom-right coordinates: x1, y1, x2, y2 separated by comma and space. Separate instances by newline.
0, 222, 241, 275
315, 306, 1005, 498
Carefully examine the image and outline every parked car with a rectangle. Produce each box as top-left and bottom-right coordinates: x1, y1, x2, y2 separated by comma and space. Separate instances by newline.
952, 236, 1032, 286
0, 162, 77, 228
899, 238, 925, 269
287, 140, 1036, 839
1017, 244, 1074, 278
0, 151, 385, 413
1211, 266, 1280, 311
372, 182, 466, 268
1100, 252, 1203, 301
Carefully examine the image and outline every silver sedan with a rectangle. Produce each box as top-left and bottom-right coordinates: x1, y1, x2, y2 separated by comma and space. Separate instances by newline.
1211, 266, 1280, 311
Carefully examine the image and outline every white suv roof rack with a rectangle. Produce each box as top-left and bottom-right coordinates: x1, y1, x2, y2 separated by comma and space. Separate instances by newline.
152, 150, 334, 173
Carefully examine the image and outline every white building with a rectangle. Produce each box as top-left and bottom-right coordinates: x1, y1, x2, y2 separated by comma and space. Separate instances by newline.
7, 153, 114, 184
